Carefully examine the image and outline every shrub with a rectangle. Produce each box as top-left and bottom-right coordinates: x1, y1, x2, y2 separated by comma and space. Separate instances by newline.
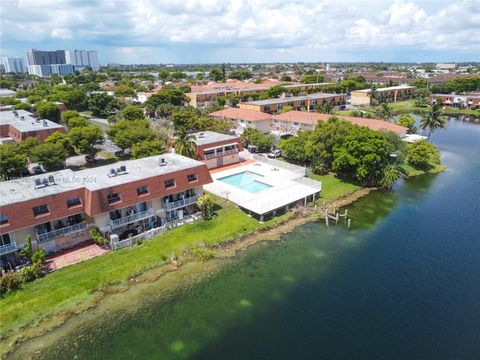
189, 245, 214, 262
0, 272, 22, 296
89, 227, 108, 246
89, 227, 107, 245
21, 262, 43, 283
406, 140, 440, 169
197, 194, 214, 220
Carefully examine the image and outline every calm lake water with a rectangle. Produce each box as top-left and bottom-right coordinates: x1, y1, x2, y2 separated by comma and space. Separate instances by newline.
33, 117, 480, 360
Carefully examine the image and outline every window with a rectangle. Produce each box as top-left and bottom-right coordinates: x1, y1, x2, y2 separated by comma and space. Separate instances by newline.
187, 173, 198, 182
137, 185, 150, 196
0, 233, 11, 246
204, 149, 214, 157
164, 179, 175, 189
33, 205, 49, 217
107, 193, 121, 205
0, 214, 8, 225
66, 197, 82, 208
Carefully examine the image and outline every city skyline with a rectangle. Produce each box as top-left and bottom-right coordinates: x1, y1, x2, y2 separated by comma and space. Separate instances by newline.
1, 0, 479, 65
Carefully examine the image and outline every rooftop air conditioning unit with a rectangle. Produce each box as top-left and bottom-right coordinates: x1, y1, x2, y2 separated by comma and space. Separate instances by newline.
34, 178, 42, 188
108, 168, 117, 177
48, 175, 55, 184
119, 165, 127, 173
42, 178, 49, 186
43, 120, 48, 127
35, 118, 40, 123
159, 158, 167, 166
20, 116, 25, 121
198, 132, 204, 138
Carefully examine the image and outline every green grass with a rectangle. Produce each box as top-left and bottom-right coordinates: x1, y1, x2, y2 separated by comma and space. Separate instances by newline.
399, 162, 446, 177
0, 197, 290, 338
308, 173, 361, 202
441, 107, 480, 118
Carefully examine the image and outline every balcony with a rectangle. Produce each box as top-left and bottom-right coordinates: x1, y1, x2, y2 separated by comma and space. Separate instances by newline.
204, 148, 238, 159
36, 223, 87, 243
0, 240, 17, 256
108, 208, 155, 229
165, 195, 198, 211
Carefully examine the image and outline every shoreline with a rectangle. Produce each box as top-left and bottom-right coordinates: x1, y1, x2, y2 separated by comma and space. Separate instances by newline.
2, 187, 375, 359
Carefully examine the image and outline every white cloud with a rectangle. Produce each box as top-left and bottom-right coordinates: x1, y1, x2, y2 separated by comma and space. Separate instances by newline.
51, 27, 73, 39
0, 0, 478, 62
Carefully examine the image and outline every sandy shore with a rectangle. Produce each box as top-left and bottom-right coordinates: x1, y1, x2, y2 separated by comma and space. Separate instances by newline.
3, 187, 375, 359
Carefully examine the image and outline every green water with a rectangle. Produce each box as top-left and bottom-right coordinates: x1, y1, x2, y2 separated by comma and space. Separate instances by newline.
12, 117, 480, 359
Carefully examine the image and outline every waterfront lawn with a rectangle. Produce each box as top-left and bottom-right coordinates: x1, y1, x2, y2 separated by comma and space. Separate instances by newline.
399, 162, 446, 177
308, 173, 361, 202
0, 196, 288, 338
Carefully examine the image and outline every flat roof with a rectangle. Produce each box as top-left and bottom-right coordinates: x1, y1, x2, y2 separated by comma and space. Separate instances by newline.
353, 85, 416, 93
0, 110, 65, 132
0, 89, 16, 97
243, 93, 343, 106
191, 131, 239, 146
0, 153, 207, 206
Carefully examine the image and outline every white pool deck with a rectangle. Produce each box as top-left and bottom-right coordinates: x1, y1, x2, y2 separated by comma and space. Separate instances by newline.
205, 153, 322, 216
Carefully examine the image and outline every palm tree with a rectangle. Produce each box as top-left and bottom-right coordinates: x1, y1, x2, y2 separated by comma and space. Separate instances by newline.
173, 127, 196, 158
375, 103, 393, 122
420, 103, 446, 140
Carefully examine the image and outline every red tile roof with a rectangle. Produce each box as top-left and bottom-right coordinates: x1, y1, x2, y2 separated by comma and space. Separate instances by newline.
209, 108, 273, 122
273, 111, 407, 135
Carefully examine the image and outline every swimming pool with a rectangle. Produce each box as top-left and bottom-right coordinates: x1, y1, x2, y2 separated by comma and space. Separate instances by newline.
218, 171, 272, 193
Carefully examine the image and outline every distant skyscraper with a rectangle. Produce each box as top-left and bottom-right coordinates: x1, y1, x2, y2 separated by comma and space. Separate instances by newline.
26, 49, 66, 66
26, 49, 74, 77
65, 50, 99, 71
3, 57, 27, 73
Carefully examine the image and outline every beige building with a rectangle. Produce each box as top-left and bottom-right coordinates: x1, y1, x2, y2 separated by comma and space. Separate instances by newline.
192, 131, 243, 169
239, 93, 347, 113
351, 85, 416, 106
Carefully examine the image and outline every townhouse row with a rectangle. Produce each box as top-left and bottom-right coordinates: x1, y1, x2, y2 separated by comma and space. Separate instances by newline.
210, 108, 407, 138
0, 153, 213, 267
351, 85, 416, 106
186, 83, 333, 108
428, 94, 480, 108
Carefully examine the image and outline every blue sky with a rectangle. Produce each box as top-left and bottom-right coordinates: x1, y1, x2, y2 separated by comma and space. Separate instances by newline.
1, 0, 479, 64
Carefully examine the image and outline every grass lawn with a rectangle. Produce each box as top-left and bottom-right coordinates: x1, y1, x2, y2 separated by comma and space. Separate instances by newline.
308, 172, 361, 202
399, 162, 446, 177
0, 196, 290, 338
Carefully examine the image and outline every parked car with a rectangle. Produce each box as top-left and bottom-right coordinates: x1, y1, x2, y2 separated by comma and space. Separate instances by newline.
27, 163, 45, 175
85, 155, 97, 164
267, 149, 282, 159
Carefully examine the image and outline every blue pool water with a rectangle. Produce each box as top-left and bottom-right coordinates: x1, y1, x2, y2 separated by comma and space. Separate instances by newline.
218, 171, 272, 193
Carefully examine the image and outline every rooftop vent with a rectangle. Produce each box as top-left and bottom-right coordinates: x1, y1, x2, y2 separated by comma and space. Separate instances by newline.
43, 120, 48, 127
159, 157, 167, 166
20, 116, 25, 121
35, 118, 40, 123
198, 132, 205, 138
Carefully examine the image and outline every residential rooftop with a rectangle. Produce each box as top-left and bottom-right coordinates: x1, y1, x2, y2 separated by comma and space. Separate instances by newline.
0, 153, 207, 206
353, 85, 416, 93
0, 109, 64, 132
0, 88, 16, 97
209, 108, 273, 122
191, 130, 239, 146
243, 93, 342, 106
273, 110, 407, 135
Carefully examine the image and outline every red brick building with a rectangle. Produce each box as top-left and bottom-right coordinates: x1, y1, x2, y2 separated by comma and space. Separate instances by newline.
0, 154, 213, 265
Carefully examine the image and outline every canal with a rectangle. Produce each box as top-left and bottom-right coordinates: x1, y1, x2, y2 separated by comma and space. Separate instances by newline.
17, 117, 480, 359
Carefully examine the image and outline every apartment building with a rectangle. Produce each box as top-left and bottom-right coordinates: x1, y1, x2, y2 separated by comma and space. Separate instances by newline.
209, 108, 273, 135
271, 111, 407, 137
0, 154, 213, 265
429, 94, 480, 108
2, 57, 27, 74
351, 85, 416, 106
0, 109, 66, 143
186, 82, 332, 107
192, 131, 243, 169
239, 93, 347, 113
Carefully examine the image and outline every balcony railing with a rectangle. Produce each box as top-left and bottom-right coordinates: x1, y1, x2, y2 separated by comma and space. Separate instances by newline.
204, 149, 238, 160
165, 195, 198, 211
0, 240, 17, 256
36, 223, 87, 243
108, 208, 155, 229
